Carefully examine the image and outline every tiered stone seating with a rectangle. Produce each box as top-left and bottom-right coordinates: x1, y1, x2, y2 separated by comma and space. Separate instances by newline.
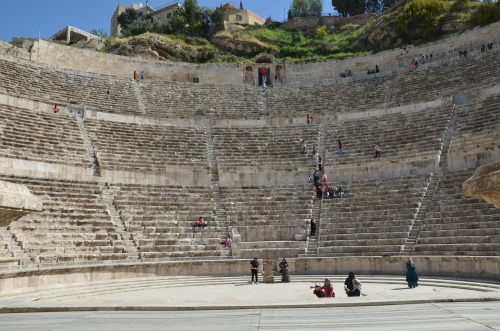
415, 169, 500, 255
318, 174, 430, 256
84, 118, 208, 172
212, 125, 320, 168
112, 184, 228, 260
0, 175, 132, 264
391, 50, 500, 106
0, 105, 92, 167
0, 56, 140, 115
325, 105, 452, 166
267, 77, 390, 116
221, 185, 313, 258
141, 81, 264, 119
449, 95, 500, 162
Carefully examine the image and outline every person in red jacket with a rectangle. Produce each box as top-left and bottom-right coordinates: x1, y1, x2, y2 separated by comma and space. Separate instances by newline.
321, 278, 335, 297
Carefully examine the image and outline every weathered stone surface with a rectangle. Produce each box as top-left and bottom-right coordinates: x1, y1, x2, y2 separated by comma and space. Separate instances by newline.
0, 180, 42, 227
463, 161, 500, 208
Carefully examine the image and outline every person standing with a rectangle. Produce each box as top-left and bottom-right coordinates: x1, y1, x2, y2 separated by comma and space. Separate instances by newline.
310, 217, 317, 236
105, 90, 110, 100
133, 71, 139, 80
53, 104, 59, 113
250, 257, 259, 284
374, 144, 382, 158
406, 257, 419, 288
338, 140, 344, 155
279, 258, 290, 282
140, 71, 145, 79
318, 156, 323, 171
301, 139, 307, 154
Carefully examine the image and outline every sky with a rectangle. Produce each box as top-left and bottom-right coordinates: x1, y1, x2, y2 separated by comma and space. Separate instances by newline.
0, 0, 336, 42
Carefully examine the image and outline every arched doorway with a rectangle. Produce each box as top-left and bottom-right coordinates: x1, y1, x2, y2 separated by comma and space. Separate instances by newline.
258, 67, 270, 86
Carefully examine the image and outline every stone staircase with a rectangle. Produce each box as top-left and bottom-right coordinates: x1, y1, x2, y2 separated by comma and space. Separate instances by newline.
402, 173, 439, 255
301, 188, 322, 257
77, 117, 101, 178
206, 127, 231, 255
98, 182, 139, 259
0, 228, 25, 266
438, 103, 458, 169
384, 71, 398, 107
134, 82, 148, 114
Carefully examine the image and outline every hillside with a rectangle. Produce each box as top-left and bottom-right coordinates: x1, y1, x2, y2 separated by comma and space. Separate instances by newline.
7, 0, 497, 64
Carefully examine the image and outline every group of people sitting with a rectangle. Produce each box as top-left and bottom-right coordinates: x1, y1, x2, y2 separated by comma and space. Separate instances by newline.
323, 184, 345, 199
312, 272, 362, 298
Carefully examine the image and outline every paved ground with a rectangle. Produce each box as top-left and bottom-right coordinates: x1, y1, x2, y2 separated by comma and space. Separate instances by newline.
0, 275, 498, 330
0, 302, 499, 330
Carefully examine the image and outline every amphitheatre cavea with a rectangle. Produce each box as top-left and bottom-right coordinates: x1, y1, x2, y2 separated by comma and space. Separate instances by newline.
0, 1, 499, 329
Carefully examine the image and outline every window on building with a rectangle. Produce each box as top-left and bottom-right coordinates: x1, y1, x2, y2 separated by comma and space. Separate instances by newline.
193, 78, 200, 83
167, 13, 172, 18
236, 14, 243, 21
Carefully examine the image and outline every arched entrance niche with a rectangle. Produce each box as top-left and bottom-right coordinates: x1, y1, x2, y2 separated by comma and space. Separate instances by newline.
254, 53, 274, 86
244, 66, 253, 83
275, 64, 285, 82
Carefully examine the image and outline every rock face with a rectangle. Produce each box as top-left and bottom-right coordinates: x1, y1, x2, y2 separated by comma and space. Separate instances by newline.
463, 161, 500, 208
0, 180, 42, 227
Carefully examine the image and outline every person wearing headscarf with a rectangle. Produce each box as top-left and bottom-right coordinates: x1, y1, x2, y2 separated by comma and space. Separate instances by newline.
346, 279, 362, 297
406, 257, 419, 288
321, 278, 335, 297
279, 258, 290, 282
344, 272, 355, 292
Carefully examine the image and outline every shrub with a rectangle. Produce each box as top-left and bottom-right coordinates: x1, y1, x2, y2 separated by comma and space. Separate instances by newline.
179, 50, 190, 61
469, 0, 500, 26
396, 0, 446, 38
316, 25, 328, 38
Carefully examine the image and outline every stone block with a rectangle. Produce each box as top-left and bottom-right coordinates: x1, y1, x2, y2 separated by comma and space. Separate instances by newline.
0, 180, 42, 227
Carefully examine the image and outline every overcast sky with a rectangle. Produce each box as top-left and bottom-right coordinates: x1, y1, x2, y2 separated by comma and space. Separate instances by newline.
0, 0, 336, 42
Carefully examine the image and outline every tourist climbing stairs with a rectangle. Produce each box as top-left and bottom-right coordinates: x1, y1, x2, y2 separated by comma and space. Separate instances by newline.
301, 198, 322, 257
402, 173, 440, 255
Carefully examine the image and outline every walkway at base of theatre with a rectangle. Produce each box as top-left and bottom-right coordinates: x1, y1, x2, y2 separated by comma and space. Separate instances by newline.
0, 303, 499, 331
0, 275, 499, 313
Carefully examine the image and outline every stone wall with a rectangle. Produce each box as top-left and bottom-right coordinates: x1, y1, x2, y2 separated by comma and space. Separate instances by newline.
0, 256, 497, 296
31, 40, 243, 84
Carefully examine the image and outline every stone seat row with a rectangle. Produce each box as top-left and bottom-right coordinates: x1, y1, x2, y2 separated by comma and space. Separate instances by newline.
0, 56, 140, 115
0, 105, 91, 167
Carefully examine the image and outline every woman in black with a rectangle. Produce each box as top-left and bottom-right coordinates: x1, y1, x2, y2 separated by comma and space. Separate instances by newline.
344, 271, 355, 292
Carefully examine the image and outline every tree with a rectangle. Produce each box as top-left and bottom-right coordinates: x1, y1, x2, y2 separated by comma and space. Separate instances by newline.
90, 29, 109, 38
289, 0, 323, 18
366, 0, 382, 13
396, 0, 446, 38
117, 8, 138, 30
331, 0, 366, 17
